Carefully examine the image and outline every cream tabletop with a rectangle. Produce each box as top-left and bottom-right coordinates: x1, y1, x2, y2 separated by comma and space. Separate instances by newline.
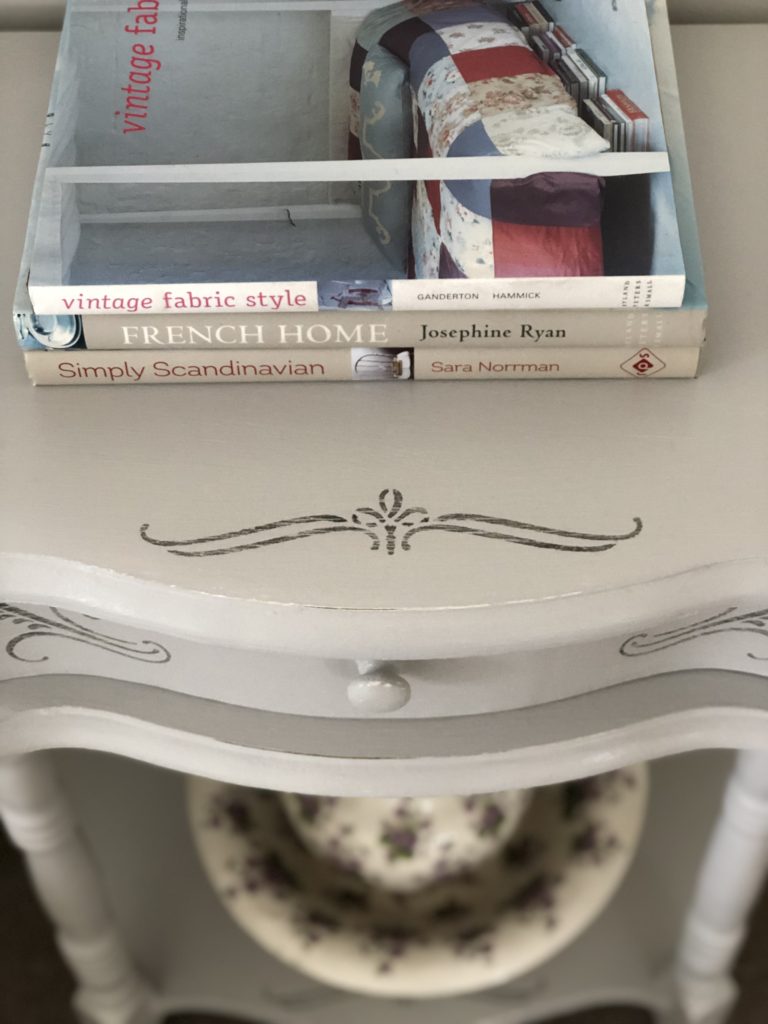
1, 26, 767, 659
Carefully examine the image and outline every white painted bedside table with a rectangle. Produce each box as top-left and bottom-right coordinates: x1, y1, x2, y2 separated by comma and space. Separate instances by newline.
2, 22, 768, 1024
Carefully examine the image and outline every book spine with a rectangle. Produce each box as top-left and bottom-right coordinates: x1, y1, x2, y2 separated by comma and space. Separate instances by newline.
600, 90, 650, 152
556, 55, 582, 102
567, 50, 603, 101
605, 89, 649, 121
27, 282, 320, 317
532, 2, 554, 28
583, 99, 615, 144
513, 4, 539, 30
25, 349, 409, 385
415, 347, 700, 379
25, 346, 702, 385
508, 6, 526, 30
20, 306, 706, 351
598, 94, 630, 150
511, 3, 551, 34
540, 33, 563, 65
390, 275, 686, 311
27, 275, 688, 316
599, 94, 630, 123
530, 34, 552, 65
553, 26, 575, 50
577, 50, 608, 93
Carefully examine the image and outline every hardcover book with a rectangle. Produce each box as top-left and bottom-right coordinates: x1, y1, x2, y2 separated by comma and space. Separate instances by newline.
24, 344, 702, 384
15, 298, 707, 352
14, 0, 693, 331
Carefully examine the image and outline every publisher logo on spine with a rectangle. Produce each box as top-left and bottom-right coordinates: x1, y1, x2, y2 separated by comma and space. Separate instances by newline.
621, 348, 667, 377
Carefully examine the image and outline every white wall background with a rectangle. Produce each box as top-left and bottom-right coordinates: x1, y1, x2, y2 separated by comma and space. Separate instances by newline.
0, 0, 766, 28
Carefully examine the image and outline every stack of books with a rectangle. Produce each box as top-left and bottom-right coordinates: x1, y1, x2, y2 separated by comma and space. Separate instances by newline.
509, 0, 556, 35
14, 0, 706, 386
515, 1, 651, 151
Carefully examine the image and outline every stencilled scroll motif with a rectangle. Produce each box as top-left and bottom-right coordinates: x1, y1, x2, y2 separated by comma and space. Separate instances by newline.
141, 488, 642, 559
621, 607, 768, 660
0, 604, 171, 664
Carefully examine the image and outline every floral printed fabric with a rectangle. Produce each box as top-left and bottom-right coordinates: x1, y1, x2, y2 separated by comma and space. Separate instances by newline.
358, 44, 413, 270
412, 179, 442, 277
438, 181, 495, 277
350, 0, 608, 278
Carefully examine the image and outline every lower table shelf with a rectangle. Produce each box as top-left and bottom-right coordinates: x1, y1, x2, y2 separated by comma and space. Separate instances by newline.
54, 749, 732, 1024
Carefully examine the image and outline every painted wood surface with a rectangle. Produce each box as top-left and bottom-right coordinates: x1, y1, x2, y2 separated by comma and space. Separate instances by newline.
1, 668, 768, 794
1, 0, 766, 30
1, 28, 768, 661
1, 23, 768, 1024
0, 754, 153, 1024
5, 601, 768, 721
676, 750, 768, 1023
50, 749, 729, 1024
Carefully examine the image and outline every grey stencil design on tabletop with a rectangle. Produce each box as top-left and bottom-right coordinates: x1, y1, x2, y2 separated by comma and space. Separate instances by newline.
621, 607, 768, 659
140, 488, 642, 558
0, 604, 171, 664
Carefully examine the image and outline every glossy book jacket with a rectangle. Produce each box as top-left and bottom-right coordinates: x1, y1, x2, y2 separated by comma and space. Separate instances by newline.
13, 0, 699, 338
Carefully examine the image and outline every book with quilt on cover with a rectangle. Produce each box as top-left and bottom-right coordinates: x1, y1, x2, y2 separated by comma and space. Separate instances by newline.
14, 0, 694, 328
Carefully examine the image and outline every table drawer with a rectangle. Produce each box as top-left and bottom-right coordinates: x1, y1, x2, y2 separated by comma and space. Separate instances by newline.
3, 602, 768, 721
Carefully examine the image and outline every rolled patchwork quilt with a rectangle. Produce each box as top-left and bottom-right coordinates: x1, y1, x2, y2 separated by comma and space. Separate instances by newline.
349, 0, 610, 279
354, 43, 413, 272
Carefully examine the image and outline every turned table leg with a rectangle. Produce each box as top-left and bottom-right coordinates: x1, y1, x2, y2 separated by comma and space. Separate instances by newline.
676, 750, 768, 1024
0, 753, 156, 1024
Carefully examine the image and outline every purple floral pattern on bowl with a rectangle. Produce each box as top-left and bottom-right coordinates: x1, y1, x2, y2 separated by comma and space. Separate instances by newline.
278, 790, 532, 893
187, 766, 648, 1000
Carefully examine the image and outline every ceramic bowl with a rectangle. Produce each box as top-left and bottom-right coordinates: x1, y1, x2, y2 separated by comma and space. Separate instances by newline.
187, 766, 648, 999
278, 790, 532, 893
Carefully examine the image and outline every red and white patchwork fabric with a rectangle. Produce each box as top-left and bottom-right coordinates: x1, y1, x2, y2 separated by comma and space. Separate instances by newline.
351, 0, 609, 279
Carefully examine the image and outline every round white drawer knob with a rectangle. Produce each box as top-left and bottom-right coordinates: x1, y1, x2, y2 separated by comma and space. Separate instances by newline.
347, 667, 411, 714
